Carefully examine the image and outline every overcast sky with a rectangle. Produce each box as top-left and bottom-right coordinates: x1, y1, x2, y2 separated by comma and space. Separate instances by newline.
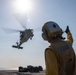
0, 0, 76, 69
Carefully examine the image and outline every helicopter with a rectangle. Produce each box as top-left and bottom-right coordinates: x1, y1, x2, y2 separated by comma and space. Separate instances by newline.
3, 14, 34, 49
12, 28, 34, 49
3, 25, 34, 49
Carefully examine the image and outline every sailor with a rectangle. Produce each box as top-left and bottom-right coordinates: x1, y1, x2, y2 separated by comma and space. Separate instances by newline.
42, 21, 75, 75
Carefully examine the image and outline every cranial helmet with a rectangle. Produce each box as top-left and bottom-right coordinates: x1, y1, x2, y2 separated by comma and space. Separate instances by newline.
42, 21, 63, 41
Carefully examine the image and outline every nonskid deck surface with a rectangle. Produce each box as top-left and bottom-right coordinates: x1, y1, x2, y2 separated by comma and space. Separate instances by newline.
0, 70, 45, 75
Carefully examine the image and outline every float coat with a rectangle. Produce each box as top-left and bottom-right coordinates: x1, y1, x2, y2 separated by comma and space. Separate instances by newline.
45, 32, 75, 75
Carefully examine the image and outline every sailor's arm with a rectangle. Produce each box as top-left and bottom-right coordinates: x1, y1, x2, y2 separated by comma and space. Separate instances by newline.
65, 26, 73, 46
66, 32, 73, 45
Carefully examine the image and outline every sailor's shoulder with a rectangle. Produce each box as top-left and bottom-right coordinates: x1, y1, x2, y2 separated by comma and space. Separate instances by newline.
45, 46, 53, 52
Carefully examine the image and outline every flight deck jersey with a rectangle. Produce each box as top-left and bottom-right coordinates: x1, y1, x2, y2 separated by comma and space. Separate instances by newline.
45, 32, 75, 75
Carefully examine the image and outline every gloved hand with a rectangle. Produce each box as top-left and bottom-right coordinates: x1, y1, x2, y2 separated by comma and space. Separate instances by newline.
65, 26, 70, 33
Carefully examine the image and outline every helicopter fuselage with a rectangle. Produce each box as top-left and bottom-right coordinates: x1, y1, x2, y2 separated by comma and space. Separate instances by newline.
20, 29, 34, 43
12, 29, 34, 49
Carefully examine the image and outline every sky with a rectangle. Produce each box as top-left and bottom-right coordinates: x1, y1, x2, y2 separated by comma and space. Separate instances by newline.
0, 0, 76, 69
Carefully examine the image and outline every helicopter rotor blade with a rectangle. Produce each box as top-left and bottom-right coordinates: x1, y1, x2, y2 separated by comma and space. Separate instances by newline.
19, 21, 27, 29
14, 14, 27, 29
3, 27, 23, 33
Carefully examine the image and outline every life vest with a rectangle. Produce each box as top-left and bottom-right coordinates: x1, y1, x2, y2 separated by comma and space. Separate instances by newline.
48, 41, 75, 75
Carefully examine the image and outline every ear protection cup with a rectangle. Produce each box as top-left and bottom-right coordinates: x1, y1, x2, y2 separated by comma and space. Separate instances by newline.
42, 32, 47, 40
42, 28, 49, 41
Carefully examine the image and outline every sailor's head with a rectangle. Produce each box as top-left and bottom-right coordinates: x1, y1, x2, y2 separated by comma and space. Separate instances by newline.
42, 21, 63, 42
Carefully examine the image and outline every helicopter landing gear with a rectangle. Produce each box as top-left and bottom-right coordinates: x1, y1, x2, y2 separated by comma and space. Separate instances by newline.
12, 42, 23, 49
12, 45, 23, 49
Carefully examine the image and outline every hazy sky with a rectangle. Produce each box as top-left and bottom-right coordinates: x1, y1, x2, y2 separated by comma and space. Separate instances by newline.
0, 0, 76, 69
